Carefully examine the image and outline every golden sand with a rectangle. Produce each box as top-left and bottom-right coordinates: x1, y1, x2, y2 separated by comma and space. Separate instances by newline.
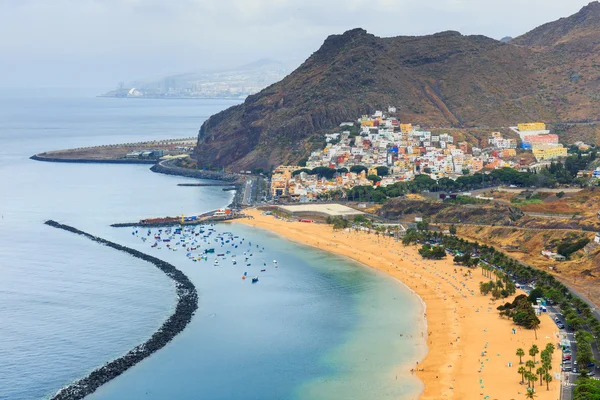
234, 209, 562, 400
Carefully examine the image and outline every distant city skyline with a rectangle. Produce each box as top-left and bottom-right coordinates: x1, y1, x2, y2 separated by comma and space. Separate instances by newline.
0, 0, 595, 89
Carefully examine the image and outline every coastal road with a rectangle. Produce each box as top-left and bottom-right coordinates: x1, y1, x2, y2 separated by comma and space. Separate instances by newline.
242, 178, 253, 206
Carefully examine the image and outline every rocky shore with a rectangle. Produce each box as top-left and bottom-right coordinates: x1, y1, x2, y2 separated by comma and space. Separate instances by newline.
44, 220, 198, 400
150, 158, 238, 182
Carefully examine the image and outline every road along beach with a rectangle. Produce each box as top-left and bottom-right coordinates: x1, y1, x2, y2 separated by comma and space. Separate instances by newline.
234, 209, 562, 400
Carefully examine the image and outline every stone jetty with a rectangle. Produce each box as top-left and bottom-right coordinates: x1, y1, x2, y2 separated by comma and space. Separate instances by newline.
45, 220, 198, 400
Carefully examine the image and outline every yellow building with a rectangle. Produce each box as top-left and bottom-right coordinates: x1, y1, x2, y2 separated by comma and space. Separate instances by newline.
368, 166, 379, 176
361, 120, 374, 127
518, 122, 546, 132
532, 145, 567, 161
501, 148, 517, 158
400, 123, 413, 133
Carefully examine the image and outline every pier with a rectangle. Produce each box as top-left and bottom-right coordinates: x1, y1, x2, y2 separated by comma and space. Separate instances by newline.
110, 210, 246, 228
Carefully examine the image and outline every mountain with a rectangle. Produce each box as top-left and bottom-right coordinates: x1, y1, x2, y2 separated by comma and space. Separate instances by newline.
195, 3, 600, 170
511, 1, 600, 49
102, 59, 288, 99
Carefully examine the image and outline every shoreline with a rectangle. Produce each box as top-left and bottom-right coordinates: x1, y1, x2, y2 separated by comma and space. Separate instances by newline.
30, 154, 157, 164
44, 220, 198, 400
232, 217, 428, 399
30, 154, 244, 208
233, 209, 562, 400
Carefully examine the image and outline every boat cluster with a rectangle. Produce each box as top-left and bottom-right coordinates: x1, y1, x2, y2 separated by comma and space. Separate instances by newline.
132, 224, 279, 284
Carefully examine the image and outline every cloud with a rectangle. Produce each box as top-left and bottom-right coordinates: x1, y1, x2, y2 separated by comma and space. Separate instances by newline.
0, 0, 593, 88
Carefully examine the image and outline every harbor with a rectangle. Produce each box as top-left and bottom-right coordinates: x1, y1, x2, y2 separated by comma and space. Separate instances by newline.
110, 209, 245, 228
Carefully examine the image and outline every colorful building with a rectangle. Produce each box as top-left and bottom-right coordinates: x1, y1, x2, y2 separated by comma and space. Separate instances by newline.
523, 134, 559, 144
518, 122, 546, 132
400, 123, 413, 133
532, 144, 567, 161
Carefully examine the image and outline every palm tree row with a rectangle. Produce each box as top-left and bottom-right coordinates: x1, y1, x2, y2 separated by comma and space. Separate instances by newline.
516, 343, 554, 394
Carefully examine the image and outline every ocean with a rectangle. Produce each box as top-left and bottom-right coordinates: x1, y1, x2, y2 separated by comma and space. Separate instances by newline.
0, 91, 425, 400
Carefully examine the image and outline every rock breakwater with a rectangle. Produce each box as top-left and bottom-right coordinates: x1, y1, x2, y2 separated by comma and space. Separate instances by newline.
44, 220, 198, 400
150, 159, 238, 181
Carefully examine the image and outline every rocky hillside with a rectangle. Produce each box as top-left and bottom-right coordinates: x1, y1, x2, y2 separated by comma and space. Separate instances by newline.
195, 2, 600, 170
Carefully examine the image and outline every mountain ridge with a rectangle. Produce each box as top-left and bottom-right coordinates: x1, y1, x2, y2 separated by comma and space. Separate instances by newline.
194, 3, 600, 170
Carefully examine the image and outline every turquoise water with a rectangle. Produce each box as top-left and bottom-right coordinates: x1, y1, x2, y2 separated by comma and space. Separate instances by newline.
0, 93, 425, 400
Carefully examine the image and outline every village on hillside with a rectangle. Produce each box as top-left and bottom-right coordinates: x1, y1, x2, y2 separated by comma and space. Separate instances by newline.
270, 108, 597, 201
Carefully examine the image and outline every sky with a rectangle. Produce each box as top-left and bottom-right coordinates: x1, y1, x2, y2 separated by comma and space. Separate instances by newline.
0, 0, 594, 90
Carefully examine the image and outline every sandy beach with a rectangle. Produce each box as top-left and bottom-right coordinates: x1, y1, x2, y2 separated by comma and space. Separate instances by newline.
234, 209, 562, 400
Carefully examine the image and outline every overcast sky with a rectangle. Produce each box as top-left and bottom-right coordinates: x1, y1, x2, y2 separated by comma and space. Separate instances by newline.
0, 0, 593, 90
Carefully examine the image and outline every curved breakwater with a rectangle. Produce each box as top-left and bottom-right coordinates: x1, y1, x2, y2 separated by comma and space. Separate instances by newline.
30, 154, 157, 164
44, 220, 198, 400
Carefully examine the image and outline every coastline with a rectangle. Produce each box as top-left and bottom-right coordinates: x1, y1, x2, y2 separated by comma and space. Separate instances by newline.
30, 154, 157, 164
44, 221, 198, 400
233, 209, 562, 400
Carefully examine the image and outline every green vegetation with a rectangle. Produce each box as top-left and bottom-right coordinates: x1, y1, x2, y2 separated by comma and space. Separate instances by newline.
557, 236, 590, 258
548, 151, 597, 185
445, 195, 488, 205
574, 376, 600, 399
341, 153, 598, 203
575, 330, 596, 376
510, 193, 543, 205
418, 244, 446, 259
416, 219, 429, 231
528, 288, 544, 303
367, 174, 381, 182
516, 347, 525, 364
349, 165, 368, 174
325, 216, 351, 230
292, 167, 337, 179
401, 230, 600, 341
353, 214, 369, 224
516, 343, 555, 393
375, 166, 389, 176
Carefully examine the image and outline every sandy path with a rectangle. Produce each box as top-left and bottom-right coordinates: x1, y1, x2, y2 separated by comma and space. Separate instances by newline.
234, 209, 562, 400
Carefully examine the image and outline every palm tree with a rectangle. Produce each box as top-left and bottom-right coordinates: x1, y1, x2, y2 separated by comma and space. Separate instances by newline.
540, 350, 550, 366
543, 372, 552, 391
536, 367, 545, 386
518, 366, 526, 384
524, 371, 533, 388
545, 342, 555, 356
530, 373, 538, 389
529, 345, 540, 363
525, 388, 537, 399
526, 360, 535, 373
517, 348, 525, 364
